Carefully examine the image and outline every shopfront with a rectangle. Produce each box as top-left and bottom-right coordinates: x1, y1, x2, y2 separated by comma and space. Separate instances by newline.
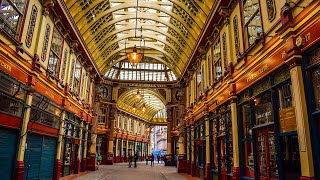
303, 43, 320, 178
97, 134, 108, 164
0, 70, 27, 180
193, 119, 205, 178
210, 103, 233, 180
238, 67, 301, 180
62, 112, 82, 176
24, 92, 61, 180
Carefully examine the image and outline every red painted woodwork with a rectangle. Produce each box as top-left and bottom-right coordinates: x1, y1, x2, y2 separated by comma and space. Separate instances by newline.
81, 157, 86, 172
186, 160, 191, 174
74, 159, 80, 174
101, 155, 107, 164
53, 159, 62, 180
205, 163, 210, 180
220, 169, 228, 180
106, 152, 114, 165
191, 161, 196, 177
300, 177, 316, 180
115, 156, 121, 163
177, 155, 187, 173
27, 123, 59, 137
14, 161, 24, 180
232, 167, 241, 180
87, 153, 97, 171
0, 113, 21, 130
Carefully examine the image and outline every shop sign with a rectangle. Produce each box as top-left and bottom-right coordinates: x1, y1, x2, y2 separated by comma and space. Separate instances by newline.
279, 107, 297, 133
301, 18, 320, 50
0, 57, 28, 83
236, 47, 285, 93
34, 80, 62, 104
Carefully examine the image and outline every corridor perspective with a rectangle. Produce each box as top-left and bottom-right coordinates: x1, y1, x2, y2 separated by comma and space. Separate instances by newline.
1, 0, 320, 180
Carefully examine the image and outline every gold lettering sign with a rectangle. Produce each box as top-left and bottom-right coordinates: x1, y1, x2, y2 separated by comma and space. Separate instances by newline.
246, 64, 268, 83
279, 107, 297, 133
45, 90, 55, 100
0, 60, 12, 72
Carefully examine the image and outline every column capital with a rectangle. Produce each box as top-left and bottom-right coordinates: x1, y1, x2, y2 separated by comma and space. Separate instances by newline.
285, 55, 302, 69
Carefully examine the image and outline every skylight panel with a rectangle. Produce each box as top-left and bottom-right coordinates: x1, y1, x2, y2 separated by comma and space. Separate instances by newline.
160, 16, 170, 22
111, 2, 121, 7
161, 5, 172, 11
159, 26, 168, 32
146, 9, 157, 13
158, 35, 166, 40
128, 8, 136, 12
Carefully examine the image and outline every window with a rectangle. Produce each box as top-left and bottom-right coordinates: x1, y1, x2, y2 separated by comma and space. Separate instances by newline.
197, 68, 202, 97
98, 107, 106, 123
73, 61, 81, 95
0, 0, 25, 38
48, 29, 63, 77
213, 40, 222, 80
124, 117, 127, 130
243, 0, 262, 46
208, 55, 212, 86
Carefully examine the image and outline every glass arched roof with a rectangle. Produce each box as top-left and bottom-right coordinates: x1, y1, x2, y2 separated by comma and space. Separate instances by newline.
105, 61, 177, 81
117, 89, 166, 121
66, 0, 214, 79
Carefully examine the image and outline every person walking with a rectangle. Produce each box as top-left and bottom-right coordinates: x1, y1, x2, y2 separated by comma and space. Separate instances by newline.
97, 154, 102, 170
128, 152, 133, 168
134, 152, 138, 168
150, 153, 154, 167
146, 154, 148, 165
157, 154, 160, 164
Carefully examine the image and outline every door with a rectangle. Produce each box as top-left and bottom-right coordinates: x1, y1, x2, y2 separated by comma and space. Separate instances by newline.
0, 128, 18, 180
256, 128, 278, 180
24, 134, 57, 180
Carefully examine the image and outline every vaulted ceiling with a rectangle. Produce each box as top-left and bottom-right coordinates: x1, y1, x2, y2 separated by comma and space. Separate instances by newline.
66, 0, 213, 80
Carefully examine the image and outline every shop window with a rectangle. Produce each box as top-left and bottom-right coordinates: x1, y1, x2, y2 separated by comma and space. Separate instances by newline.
73, 61, 81, 95
311, 67, 320, 110
197, 68, 202, 97
212, 120, 218, 169
213, 40, 222, 80
254, 93, 273, 126
281, 135, 301, 179
207, 55, 212, 86
0, 0, 25, 38
243, 0, 263, 46
48, 29, 63, 77
242, 104, 252, 138
98, 107, 106, 124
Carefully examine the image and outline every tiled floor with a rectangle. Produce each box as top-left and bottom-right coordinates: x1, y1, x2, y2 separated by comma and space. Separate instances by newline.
59, 162, 199, 180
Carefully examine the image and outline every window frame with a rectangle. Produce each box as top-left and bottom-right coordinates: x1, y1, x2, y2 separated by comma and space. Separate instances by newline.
47, 27, 64, 78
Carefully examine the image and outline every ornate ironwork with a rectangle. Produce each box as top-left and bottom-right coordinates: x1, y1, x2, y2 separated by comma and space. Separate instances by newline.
69, 59, 75, 87
25, 5, 38, 48
41, 24, 51, 62
252, 80, 271, 96
222, 32, 227, 69
239, 91, 250, 103
61, 49, 68, 81
233, 16, 240, 56
266, 0, 276, 22
309, 47, 320, 65
274, 68, 290, 85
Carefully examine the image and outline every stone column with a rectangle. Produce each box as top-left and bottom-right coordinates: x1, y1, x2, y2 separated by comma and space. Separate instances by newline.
287, 56, 315, 179
107, 106, 116, 165
230, 96, 240, 180
205, 115, 211, 180
54, 111, 65, 180
191, 124, 195, 176
177, 128, 187, 173
15, 92, 33, 180
186, 125, 191, 174
82, 124, 89, 171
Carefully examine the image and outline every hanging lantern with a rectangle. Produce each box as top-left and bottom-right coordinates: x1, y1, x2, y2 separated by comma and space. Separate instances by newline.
141, 103, 146, 113
134, 89, 143, 102
132, 103, 137, 113
127, 45, 142, 67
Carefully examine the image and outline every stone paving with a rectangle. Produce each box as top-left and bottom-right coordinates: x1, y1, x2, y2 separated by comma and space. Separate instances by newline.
73, 162, 196, 180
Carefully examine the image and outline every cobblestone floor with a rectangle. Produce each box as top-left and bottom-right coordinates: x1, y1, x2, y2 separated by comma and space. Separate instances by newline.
70, 162, 198, 180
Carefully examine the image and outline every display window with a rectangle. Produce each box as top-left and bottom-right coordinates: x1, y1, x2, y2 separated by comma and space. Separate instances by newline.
303, 45, 320, 178
210, 103, 233, 178
238, 67, 301, 179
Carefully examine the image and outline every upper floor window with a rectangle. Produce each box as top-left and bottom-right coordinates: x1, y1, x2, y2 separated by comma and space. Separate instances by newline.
98, 107, 106, 124
213, 40, 222, 80
48, 29, 63, 77
0, 0, 25, 38
73, 61, 81, 95
243, 0, 262, 46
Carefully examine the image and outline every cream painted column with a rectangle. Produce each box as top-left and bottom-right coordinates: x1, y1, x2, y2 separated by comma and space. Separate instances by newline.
178, 133, 186, 155
56, 111, 66, 160
121, 139, 124, 161
126, 139, 129, 161
288, 56, 314, 178
231, 97, 240, 178
83, 124, 89, 158
17, 93, 33, 162
15, 93, 33, 179
78, 121, 83, 160
205, 115, 211, 178
167, 121, 172, 154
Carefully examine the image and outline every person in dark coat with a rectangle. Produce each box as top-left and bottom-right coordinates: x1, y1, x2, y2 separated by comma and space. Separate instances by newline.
128, 152, 133, 168
150, 153, 154, 167
157, 155, 160, 163
134, 152, 138, 168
